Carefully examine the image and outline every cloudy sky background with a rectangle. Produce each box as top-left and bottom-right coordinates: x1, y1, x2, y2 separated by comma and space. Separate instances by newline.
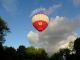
0, 0, 80, 54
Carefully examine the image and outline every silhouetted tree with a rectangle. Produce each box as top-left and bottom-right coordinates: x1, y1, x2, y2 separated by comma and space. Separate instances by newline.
0, 17, 10, 60
73, 38, 80, 60
0, 17, 10, 44
17, 45, 27, 60
50, 48, 71, 60
74, 38, 80, 54
4, 47, 17, 60
0, 43, 4, 60
50, 52, 62, 60
60, 48, 71, 60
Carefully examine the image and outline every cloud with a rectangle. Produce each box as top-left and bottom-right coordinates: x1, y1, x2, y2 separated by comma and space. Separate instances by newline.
73, 0, 80, 6
27, 31, 39, 45
27, 16, 80, 55
46, 4, 63, 15
30, 4, 62, 17
1, 0, 18, 14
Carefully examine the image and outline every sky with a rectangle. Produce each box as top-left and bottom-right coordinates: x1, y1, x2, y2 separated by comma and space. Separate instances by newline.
0, 0, 80, 54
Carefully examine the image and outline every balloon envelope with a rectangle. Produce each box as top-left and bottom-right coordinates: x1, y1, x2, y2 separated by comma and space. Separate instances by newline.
32, 14, 49, 32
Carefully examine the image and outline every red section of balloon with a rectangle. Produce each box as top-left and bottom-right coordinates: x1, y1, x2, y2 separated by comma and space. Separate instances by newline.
33, 20, 48, 32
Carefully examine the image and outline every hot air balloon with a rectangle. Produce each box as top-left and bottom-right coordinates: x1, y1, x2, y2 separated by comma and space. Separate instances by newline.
32, 9, 49, 32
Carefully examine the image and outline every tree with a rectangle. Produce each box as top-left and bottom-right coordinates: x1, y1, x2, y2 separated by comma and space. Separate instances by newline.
73, 38, 80, 60
0, 43, 4, 60
50, 52, 62, 60
50, 48, 71, 60
35, 48, 49, 60
60, 48, 71, 60
0, 17, 10, 44
4, 47, 16, 60
26, 47, 49, 60
17, 45, 27, 60
74, 38, 80, 54
0, 17, 10, 60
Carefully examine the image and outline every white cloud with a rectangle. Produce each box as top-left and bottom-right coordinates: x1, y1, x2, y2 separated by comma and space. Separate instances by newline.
27, 16, 80, 55
27, 31, 39, 45
47, 4, 63, 15
1, 0, 18, 14
73, 0, 80, 6
30, 4, 62, 17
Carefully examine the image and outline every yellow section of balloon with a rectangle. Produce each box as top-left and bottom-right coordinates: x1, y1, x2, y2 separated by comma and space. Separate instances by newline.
32, 14, 49, 23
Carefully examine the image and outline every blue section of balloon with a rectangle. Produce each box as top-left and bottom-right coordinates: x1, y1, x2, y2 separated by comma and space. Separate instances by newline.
35, 11, 47, 15
31, 8, 47, 17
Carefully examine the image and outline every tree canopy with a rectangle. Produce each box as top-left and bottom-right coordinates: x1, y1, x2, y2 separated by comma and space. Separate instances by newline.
0, 17, 10, 44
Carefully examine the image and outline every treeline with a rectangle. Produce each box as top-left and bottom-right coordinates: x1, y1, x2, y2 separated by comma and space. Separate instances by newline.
0, 38, 80, 60
0, 44, 49, 60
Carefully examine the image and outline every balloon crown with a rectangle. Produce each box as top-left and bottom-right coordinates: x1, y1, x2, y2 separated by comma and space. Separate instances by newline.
31, 8, 47, 17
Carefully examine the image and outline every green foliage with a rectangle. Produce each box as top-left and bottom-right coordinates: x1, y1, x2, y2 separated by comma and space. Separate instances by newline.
74, 38, 80, 56
0, 17, 10, 33
26, 47, 46, 55
26, 46, 36, 55
74, 38, 80, 51
0, 17, 10, 44
50, 48, 71, 60
0, 35, 5, 43
59, 48, 70, 55
50, 52, 62, 60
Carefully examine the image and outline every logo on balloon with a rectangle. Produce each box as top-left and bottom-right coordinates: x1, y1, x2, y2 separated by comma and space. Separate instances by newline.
32, 13, 49, 32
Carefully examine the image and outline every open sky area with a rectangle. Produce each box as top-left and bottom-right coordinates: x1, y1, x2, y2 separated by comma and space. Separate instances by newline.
0, 0, 80, 53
